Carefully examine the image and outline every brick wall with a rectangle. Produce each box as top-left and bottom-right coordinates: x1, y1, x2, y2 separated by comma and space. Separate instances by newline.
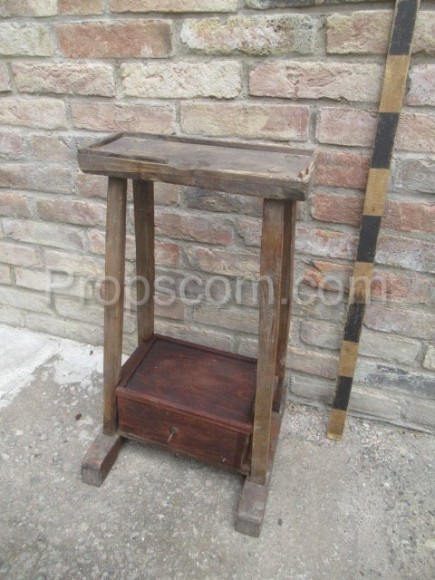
0, 0, 434, 431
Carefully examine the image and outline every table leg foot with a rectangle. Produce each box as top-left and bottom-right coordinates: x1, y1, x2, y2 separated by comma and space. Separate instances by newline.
235, 476, 270, 537
81, 432, 124, 487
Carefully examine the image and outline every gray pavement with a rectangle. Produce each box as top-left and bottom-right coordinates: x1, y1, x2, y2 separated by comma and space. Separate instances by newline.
0, 324, 434, 580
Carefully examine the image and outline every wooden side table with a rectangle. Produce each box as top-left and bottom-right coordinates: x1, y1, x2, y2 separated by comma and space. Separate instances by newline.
78, 133, 314, 537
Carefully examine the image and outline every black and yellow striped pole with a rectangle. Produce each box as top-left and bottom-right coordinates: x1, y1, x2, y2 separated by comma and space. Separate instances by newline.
327, 0, 421, 440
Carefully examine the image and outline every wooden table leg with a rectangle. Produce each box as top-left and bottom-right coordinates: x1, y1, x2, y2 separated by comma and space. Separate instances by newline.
133, 180, 155, 344
82, 177, 127, 486
236, 199, 288, 536
274, 200, 296, 413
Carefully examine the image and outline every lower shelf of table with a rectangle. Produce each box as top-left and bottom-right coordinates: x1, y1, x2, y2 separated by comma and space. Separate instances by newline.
116, 334, 258, 474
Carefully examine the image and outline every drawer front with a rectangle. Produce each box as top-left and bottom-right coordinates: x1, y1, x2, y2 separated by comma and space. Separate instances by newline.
118, 397, 249, 471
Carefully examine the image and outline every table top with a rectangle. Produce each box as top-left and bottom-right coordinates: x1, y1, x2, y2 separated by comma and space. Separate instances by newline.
78, 132, 314, 200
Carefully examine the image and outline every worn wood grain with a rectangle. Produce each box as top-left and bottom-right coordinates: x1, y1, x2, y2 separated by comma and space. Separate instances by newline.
78, 133, 313, 199
81, 432, 124, 487
103, 176, 127, 435
251, 200, 286, 484
133, 179, 155, 344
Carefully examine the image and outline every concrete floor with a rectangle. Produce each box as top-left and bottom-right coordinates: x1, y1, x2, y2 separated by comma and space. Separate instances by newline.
0, 324, 434, 580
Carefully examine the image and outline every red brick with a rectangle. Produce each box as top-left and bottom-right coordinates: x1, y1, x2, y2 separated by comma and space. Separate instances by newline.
59, 0, 103, 14
0, 97, 67, 130
181, 15, 315, 56
0, 192, 32, 219
56, 20, 172, 58
249, 61, 382, 102
312, 193, 435, 235
0, 63, 10, 92
37, 199, 106, 227
155, 210, 233, 245
111, 0, 238, 12
314, 151, 370, 190
327, 11, 435, 55
237, 217, 262, 247
181, 102, 309, 141
0, 131, 27, 158
397, 113, 435, 153
71, 102, 175, 134
0, 241, 42, 267
377, 235, 434, 274
365, 304, 435, 341
184, 189, 262, 218
407, 65, 435, 107
13, 62, 115, 97
0, 164, 73, 194
317, 108, 377, 147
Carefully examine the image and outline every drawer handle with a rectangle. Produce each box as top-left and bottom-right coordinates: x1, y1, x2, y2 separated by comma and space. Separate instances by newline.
167, 427, 178, 444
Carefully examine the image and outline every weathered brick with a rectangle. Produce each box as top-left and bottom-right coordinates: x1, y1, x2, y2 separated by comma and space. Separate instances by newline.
317, 108, 377, 147
122, 61, 241, 99
88, 228, 181, 268
287, 346, 338, 380
300, 320, 421, 365
0, 23, 52, 56
327, 11, 435, 55
237, 216, 261, 247
0, 164, 73, 195
154, 299, 186, 322
15, 268, 50, 292
402, 398, 435, 431
31, 135, 75, 163
0, 286, 51, 315
0, 192, 32, 219
76, 171, 108, 199
423, 346, 435, 372
393, 157, 435, 195
396, 113, 435, 153
155, 210, 233, 246
13, 63, 115, 97
407, 65, 435, 107
71, 102, 176, 134
296, 226, 356, 260
59, 0, 104, 14
184, 188, 262, 218
365, 304, 435, 341
155, 319, 234, 354
37, 199, 106, 227
0, 264, 12, 285
181, 15, 315, 56
181, 103, 309, 140
154, 183, 180, 206
0, 241, 42, 267
355, 359, 435, 400
302, 260, 433, 306
45, 249, 104, 278
312, 193, 435, 235
111, 0, 238, 11
26, 312, 104, 345
293, 286, 346, 323
186, 246, 259, 278
0, 305, 25, 328
315, 151, 370, 190
250, 61, 382, 102
54, 296, 107, 328
3, 219, 86, 252
0, 131, 27, 158
56, 20, 172, 58
193, 304, 258, 334
0, 97, 67, 130
0, 63, 10, 93
377, 235, 434, 274
0, 0, 57, 17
